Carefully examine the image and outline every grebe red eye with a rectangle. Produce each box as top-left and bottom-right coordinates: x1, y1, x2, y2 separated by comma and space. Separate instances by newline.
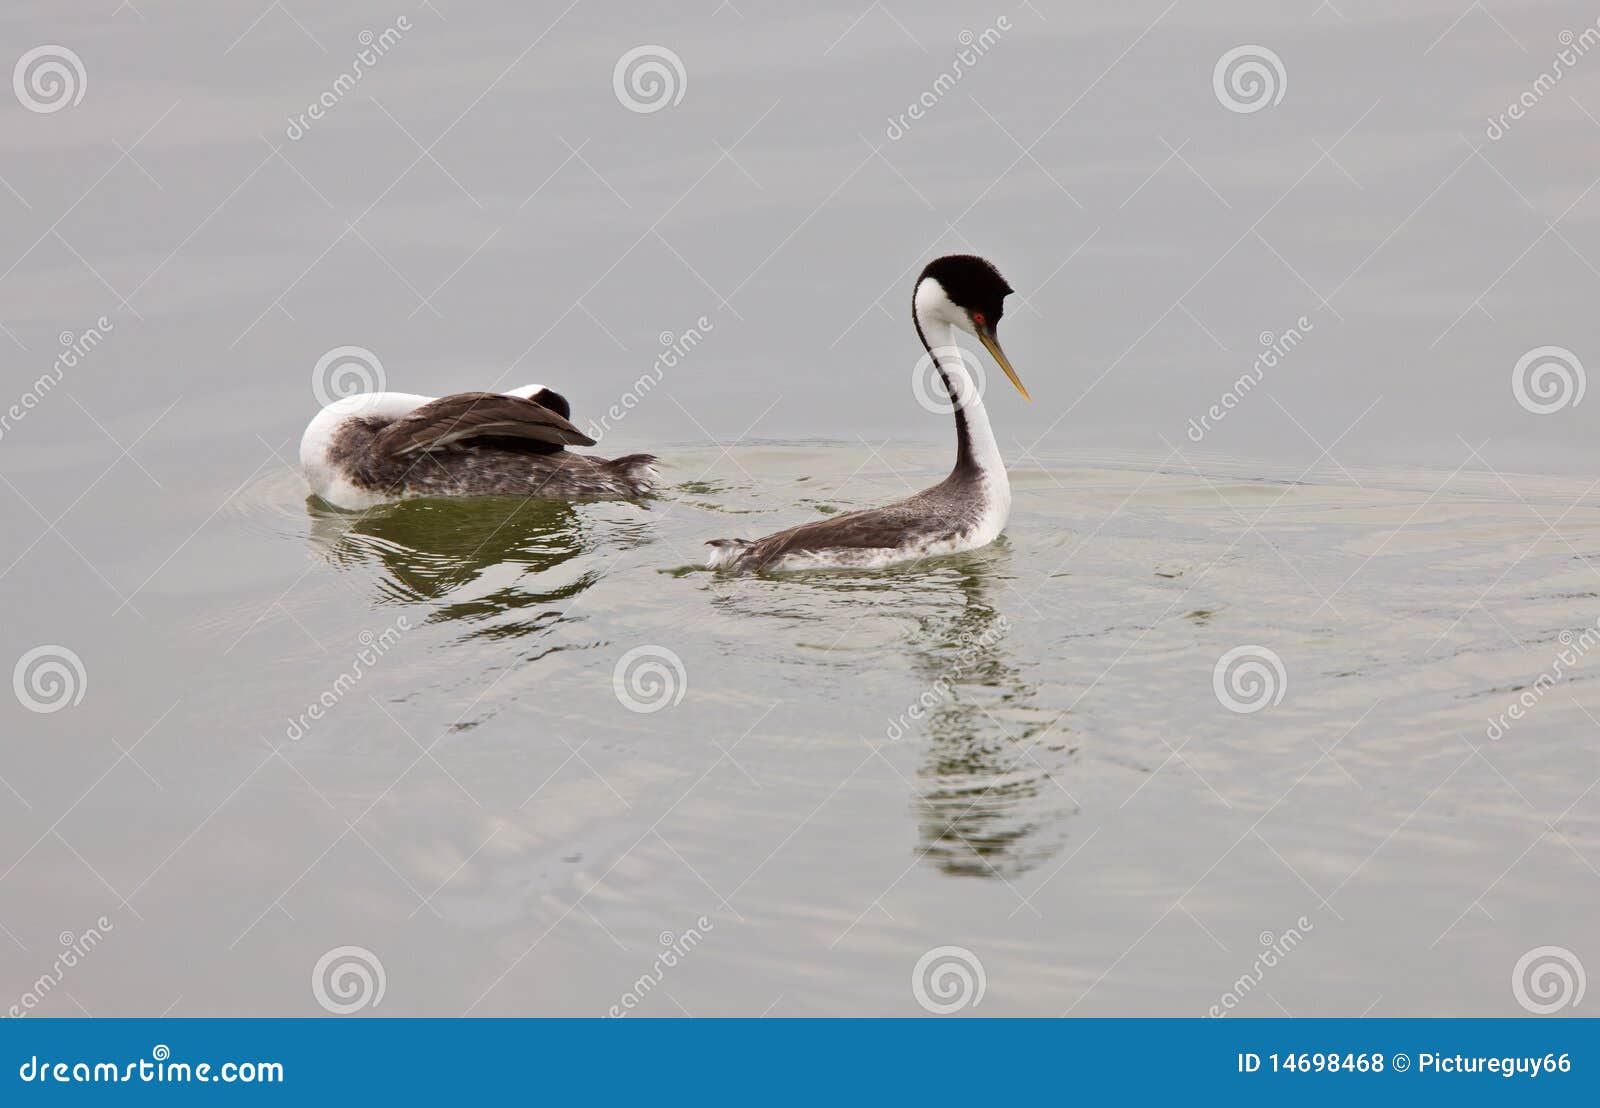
972, 312, 985, 325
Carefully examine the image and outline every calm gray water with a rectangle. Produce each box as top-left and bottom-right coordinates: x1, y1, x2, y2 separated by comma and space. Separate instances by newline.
2, 1, 1598, 1016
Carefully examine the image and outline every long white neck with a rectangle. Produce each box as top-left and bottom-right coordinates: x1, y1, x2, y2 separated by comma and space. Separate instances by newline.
913, 282, 1008, 489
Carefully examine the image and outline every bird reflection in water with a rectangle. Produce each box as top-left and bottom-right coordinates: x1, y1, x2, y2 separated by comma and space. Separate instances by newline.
709, 553, 1075, 879
305, 495, 595, 641
899, 564, 1075, 880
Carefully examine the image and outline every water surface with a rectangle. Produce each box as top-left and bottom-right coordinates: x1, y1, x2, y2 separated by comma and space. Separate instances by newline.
7, 439, 1597, 1016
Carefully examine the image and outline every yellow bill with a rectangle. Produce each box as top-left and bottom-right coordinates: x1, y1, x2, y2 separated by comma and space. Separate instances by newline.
978, 329, 1030, 401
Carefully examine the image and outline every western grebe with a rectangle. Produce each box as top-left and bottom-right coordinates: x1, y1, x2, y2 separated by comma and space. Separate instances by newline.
300, 385, 657, 510
707, 254, 1028, 572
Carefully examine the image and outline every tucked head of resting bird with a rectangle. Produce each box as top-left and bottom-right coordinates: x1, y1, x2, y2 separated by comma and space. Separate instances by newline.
299, 382, 657, 510
704, 253, 1029, 573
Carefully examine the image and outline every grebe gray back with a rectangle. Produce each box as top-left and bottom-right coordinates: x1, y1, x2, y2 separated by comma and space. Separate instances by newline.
300, 384, 657, 510
706, 254, 1028, 573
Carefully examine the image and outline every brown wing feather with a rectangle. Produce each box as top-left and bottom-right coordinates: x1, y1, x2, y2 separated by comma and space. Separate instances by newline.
736, 501, 930, 567
373, 392, 595, 457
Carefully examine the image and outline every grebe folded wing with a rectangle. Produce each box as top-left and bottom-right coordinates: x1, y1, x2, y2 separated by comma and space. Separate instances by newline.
707, 499, 933, 571
373, 391, 595, 456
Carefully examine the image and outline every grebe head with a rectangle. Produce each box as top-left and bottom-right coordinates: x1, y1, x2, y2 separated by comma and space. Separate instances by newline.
913, 254, 1029, 401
